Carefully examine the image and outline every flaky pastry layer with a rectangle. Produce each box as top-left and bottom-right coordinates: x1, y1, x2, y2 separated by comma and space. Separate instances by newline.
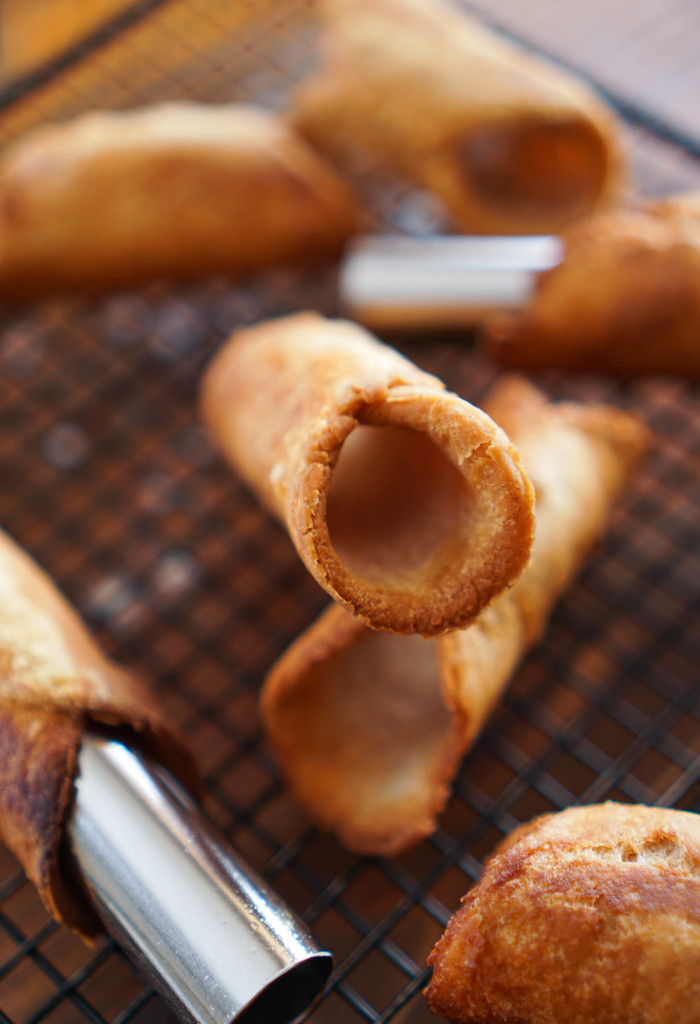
0, 102, 361, 297
261, 377, 648, 855
293, 0, 623, 235
485, 189, 700, 376
201, 312, 535, 637
0, 528, 195, 937
427, 802, 700, 1024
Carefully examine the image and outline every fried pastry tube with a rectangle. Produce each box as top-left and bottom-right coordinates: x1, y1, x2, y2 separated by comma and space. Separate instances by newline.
0, 102, 362, 298
484, 191, 700, 376
0, 527, 195, 937
427, 803, 700, 1024
201, 313, 534, 637
292, 0, 623, 235
260, 378, 647, 855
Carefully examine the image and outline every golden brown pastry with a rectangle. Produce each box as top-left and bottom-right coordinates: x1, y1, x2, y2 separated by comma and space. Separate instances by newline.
293, 0, 623, 235
0, 102, 362, 298
200, 312, 535, 637
261, 377, 648, 855
426, 802, 700, 1024
262, 605, 454, 855
0, 527, 195, 937
484, 191, 700, 376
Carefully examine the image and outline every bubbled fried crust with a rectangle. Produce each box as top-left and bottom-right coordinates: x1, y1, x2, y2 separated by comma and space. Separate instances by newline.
484, 193, 700, 377
426, 803, 700, 1024
0, 529, 196, 938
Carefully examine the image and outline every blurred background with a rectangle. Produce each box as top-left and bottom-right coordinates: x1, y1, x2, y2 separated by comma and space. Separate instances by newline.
0, 2, 698, 1023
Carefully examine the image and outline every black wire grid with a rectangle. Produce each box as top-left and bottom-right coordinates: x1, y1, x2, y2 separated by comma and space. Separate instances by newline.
0, 2, 699, 1022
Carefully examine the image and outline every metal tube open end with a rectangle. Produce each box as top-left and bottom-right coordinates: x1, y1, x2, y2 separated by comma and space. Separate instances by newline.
68, 735, 333, 1024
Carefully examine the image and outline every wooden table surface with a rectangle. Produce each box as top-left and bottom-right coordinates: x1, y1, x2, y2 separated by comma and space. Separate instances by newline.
469, 0, 700, 143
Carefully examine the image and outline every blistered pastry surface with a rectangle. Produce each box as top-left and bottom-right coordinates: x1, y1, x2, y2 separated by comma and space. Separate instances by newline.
427, 803, 700, 1024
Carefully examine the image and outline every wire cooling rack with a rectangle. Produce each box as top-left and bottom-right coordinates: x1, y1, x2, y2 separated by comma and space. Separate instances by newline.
0, 2, 699, 1022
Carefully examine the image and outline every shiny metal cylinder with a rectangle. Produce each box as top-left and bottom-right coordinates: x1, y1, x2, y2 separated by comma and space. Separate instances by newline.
339, 233, 563, 330
69, 735, 332, 1024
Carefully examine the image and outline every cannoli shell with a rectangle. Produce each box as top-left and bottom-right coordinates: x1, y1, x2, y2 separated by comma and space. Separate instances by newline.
261, 604, 463, 856
426, 803, 700, 1024
261, 377, 648, 855
0, 528, 196, 938
201, 312, 535, 637
293, 0, 623, 235
0, 103, 362, 298
484, 193, 700, 376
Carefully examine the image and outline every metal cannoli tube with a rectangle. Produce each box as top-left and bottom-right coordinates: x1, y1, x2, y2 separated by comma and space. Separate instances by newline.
70, 735, 332, 1024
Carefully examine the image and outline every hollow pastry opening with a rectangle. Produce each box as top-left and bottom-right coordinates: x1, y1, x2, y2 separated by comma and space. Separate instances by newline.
456, 118, 609, 227
273, 625, 455, 852
325, 423, 473, 589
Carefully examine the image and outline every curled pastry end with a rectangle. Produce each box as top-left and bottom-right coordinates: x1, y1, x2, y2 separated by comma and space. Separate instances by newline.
202, 312, 535, 637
